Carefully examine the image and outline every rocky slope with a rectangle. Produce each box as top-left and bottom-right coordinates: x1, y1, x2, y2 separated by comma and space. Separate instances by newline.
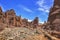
0, 27, 60, 40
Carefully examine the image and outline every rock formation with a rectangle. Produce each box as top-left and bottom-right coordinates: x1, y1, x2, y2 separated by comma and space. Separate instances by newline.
32, 17, 39, 28
5, 9, 16, 26
0, 7, 39, 29
48, 0, 60, 31
0, 7, 4, 23
0, 0, 60, 40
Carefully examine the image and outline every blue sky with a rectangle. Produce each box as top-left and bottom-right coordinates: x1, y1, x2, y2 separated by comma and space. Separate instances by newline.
0, 0, 54, 23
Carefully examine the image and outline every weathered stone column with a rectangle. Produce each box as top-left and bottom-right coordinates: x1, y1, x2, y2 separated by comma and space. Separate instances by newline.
48, 0, 60, 31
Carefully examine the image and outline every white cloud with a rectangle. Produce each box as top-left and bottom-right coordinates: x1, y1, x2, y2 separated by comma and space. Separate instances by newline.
45, 10, 49, 13
0, 3, 5, 12
18, 5, 33, 13
36, 0, 50, 13
39, 20, 44, 24
38, 8, 49, 12
28, 19, 44, 24
28, 19, 32, 22
39, 22, 44, 24
23, 7, 33, 13
37, 0, 44, 7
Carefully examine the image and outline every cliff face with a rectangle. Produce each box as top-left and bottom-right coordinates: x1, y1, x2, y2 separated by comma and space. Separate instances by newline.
48, 0, 60, 31
0, 6, 39, 29
48, 0, 60, 23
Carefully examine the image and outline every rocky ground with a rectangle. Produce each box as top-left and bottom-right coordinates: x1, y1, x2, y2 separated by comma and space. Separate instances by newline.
0, 27, 60, 40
